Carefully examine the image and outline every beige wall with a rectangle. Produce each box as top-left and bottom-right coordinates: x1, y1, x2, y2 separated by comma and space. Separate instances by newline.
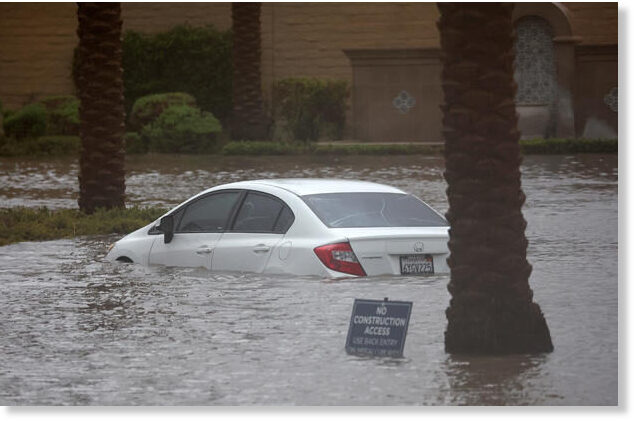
0, 2, 618, 117
261, 3, 439, 84
0, 2, 230, 109
0, 3, 78, 108
567, 2, 618, 45
122, 3, 231, 33
260, 2, 440, 137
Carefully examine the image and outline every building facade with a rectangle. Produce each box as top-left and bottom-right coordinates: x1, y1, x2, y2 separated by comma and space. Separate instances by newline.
0, 2, 618, 141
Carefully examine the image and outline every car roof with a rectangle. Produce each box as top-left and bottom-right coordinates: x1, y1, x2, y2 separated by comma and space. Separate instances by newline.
224, 178, 406, 196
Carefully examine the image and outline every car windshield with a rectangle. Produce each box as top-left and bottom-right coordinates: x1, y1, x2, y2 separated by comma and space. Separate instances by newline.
302, 192, 447, 228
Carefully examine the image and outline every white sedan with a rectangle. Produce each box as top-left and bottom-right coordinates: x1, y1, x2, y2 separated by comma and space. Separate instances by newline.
106, 179, 449, 278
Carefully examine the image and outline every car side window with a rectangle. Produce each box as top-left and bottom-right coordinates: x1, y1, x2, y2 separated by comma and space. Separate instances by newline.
177, 191, 241, 233
232, 192, 293, 233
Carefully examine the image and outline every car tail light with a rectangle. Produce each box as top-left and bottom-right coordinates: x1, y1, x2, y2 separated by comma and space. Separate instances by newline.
314, 242, 366, 277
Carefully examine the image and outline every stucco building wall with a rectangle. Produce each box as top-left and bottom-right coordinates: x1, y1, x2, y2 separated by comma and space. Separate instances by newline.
0, 2, 231, 109
0, 2, 618, 139
567, 2, 619, 45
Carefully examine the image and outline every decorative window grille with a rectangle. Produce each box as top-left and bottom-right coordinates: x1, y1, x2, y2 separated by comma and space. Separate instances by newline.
604, 87, 617, 112
514, 16, 556, 105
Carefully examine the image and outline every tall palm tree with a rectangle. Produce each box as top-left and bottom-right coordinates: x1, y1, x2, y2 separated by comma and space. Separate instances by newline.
438, 3, 553, 354
231, 2, 269, 140
76, 2, 126, 213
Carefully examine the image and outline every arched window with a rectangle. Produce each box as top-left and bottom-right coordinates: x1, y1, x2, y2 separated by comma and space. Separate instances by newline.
514, 16, 556, 105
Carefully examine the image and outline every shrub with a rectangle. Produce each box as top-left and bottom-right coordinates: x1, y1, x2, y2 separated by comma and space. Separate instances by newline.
40, 95, 79, 135
272, 78, 348, 143
0, 135, 80, 157
40, 95, 80, 136
74, 25, 232, 120
2, 109, 15, 120
313, 143, 444, 155
2, 96, 79, 139
129, 92, 197, 132
2, 103, 47, 139
141, 105, 222, 153
124, 132, 148, 154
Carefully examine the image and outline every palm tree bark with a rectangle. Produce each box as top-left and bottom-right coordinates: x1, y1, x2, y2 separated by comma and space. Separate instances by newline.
231, 2, 270, 140
438, 3, 553, 354
76, 2, 126, 213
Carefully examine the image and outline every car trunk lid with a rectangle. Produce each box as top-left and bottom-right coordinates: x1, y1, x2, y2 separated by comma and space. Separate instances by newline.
328, 227, 449, 276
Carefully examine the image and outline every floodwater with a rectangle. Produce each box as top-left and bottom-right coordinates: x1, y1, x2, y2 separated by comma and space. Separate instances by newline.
0, 154, 618, 405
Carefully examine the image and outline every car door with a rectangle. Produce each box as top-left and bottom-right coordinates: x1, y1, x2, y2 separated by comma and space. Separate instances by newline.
212, 191, 294, 273
148, 190, 242, 269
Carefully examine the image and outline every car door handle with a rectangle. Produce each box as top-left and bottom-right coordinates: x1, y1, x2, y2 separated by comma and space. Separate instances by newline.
196, 246, 213, 255
253, 244, 270, 253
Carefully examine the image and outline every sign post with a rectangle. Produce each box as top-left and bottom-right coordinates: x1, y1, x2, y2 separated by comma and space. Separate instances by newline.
345, 298, 413, 358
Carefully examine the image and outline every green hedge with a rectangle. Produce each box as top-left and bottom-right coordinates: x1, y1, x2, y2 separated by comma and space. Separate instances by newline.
2, 96, 79, 140
73, 25, 232, 121
2, 103, 47, 139
128, 92, 197, 132
222, 139, 617, 156
0, 206, 166, 246
0, 135, 80, 156
40, 95, 80, 136
124, 132, 147, 154
272, 78, 348, 143
140, 105, 222, 153
0, 135, 617, 157
520, 138, 618, 154
313, 143, 444, 155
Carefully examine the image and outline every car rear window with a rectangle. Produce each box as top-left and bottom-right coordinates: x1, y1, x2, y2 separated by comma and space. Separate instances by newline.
302, 192, 447, 228
232, 192, 283, 233
229, 191, 295, 234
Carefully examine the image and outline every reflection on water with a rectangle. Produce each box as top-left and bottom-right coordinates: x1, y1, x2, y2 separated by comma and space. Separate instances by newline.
0, 154, 617, 405
441, 354, 557, 405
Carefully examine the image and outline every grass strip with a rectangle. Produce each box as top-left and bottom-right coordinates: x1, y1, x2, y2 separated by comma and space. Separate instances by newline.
0, 206, 166, 246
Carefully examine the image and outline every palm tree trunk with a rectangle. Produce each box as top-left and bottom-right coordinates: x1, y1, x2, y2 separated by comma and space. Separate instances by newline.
231, 2, 270, 140
438, 3, 553, 354
76, 2, 126, 213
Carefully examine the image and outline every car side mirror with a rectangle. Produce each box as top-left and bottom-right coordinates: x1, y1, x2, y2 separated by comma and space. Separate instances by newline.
159, 215, 174, 244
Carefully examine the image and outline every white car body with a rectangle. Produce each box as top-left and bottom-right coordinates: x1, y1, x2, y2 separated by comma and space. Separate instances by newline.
106, 179, 449, 278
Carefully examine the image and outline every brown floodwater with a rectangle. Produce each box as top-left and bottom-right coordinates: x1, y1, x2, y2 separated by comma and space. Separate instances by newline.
0, 153, 618, 405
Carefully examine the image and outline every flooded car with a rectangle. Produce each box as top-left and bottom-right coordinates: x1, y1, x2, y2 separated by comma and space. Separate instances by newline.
106, 179, 449, 277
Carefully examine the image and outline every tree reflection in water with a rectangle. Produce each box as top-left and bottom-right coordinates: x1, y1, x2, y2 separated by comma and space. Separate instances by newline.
441, 354, 558, 405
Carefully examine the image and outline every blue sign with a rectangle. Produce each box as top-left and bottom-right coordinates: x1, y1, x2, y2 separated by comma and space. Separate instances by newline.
345, 298, 413, 358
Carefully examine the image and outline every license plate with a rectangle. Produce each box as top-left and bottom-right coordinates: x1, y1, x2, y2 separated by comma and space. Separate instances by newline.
400, 254, 434, 275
